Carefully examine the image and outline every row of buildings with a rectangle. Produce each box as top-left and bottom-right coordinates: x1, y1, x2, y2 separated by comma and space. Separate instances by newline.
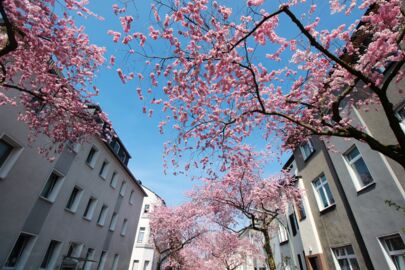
0, 92, 163, 270
241, 66, 405, 269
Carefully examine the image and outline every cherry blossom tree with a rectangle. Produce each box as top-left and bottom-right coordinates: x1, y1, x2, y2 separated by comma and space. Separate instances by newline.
110, 0, 405, 170
189, 159, 301, 270
149, 202, 208, 270
0, 0, 108, 154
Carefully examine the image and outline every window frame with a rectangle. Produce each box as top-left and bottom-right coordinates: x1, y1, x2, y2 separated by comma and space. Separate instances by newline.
110, 171, 118, 189
109, 212, 118, 232
121, 218, 128, 236
137, 227, 146, 243
332, 245, 360, 270
98, 160, 109, 180
129, 190, 135, 205
83, 197, 98, 221
379, 233, 405, 270
40, 170, 65, 203
65, 186, 83, 213
344, 146, 374, 191
119, 181, 127, 197
96, 250, 107, 270
312, 174, 335, 211
86, 146, 99, 169
299, 140, 315, 161
0, 134, 23, 179
4, 232, 37, 269
97, 204, 109, 226
40, 240, 62, 270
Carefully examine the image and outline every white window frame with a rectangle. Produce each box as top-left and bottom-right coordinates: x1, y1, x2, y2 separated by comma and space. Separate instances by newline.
97, 205, 109, 226
143, 204, 150, 214
119, 181, 127, 197
98, 160, 109, 180
379, 233, 405, 270
332, 245, 359, 270
129, 190, 135, 205
83, 248, 95, 270
66, 242, 84, 260
121, 219, 128, 236
299, 140, 314, 160
111, 254, 120, 270
4, 232, 37, 270
278, 223, 288, 243
65, 186, 83, 213
83, 197, 98, 221
97, 251, 107, 270
40, 240, 63, 270
40, 170, 65, 203
86, 146, 99, 169
137, 227, 146, 243
344, 146, 374, 191
312, 175, 335, 211
396, 103, 405, 132
0, 134, 23, 179
109, 212, 118, 232
110, 172, 118, 189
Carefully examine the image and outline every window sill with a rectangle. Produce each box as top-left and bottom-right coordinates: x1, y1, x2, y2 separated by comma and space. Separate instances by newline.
86, 162, 95, 170
109, 228, 115, 232
303, 151, 316, 163
319, 204, 336, 215
357, 182, 376, 195
39, 196, 54, 204
65, 208, 77, 215
120, 234, 126, 237
279, 240, 289, 246
82, 216, 93, 222
97, 223, 105, 228
99, 175, 107, 181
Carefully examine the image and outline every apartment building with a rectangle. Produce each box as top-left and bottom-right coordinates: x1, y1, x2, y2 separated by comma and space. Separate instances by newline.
0, 97, 147, 270
270, 67, 405, 270
128, 185, 164, 270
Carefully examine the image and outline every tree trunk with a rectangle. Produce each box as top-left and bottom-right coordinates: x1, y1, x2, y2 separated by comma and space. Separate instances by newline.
262, 229, 276, 270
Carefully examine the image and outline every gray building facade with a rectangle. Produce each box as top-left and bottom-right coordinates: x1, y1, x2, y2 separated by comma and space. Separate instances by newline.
0, 97, 147, 270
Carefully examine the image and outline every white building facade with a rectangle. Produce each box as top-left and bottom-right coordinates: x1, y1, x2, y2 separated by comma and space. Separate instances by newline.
129, 186, 164, 270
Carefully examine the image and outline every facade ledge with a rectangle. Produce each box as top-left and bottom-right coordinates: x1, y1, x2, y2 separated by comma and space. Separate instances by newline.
279, 240, 289, 246
319, 204, 336, 215
356, 182, 376, 195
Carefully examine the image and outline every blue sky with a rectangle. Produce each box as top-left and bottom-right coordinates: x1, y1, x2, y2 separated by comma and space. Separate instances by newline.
77, 0, 364, 206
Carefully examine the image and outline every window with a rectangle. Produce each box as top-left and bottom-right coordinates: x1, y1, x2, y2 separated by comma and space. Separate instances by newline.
119, 181, 127, 197
83, 197, 97, 220
380, 234, 405, 270
83, 248, 95, 270
396, 104, 405, 132
97, 251, 107, 270
109, 212, 118, 231
144, 204, 150, 214
65, 186, 83, 212
66, 242, 83, 259
40, 171, 64, 202
299, 140, 314, 160
97, 205, 108, 226
345, 147, 374, 189
137, 227, 145, 243
110, 172, 118, 189
132, 260, 140, 270
0, 136, 22, 179
143, 261, 150, 270
113, 141, 120, 154
129, 191, 135, 205
309, 256, 321, 270
297, 254, 304, 270
86, 146, 98, 168
111, 254, 119, 270
99, 160, 109, 179
289, 213, 298, 236
0, 138, 13, 168
332, 245, 360, 270
121, 219, 128, 236
296, 200, 306, 221
278, 224, 288, 243
40, 240, 61, 269
5, 233, 36, 268
313, 175, 335, 210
